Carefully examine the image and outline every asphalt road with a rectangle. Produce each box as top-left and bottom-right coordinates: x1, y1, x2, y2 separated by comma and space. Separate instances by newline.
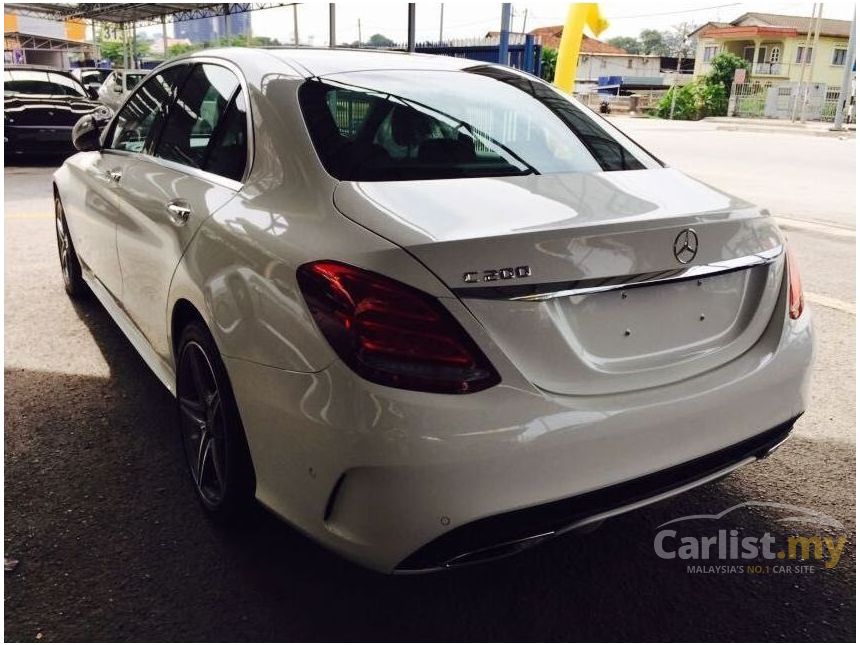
4, 121, 856, 642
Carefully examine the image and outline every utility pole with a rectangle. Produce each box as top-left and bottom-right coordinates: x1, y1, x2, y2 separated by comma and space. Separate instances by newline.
439, 3, 444, 44
91, 18, 99, 63
122, 22, 129, 68
357, 18, 362, 47
131, 22, 137, 68
521, 8, 528, 35
161, 15, 167, 59
669, 31, 687, 120
407, 3, 416, 52
499, 3, 512, 65
832, 9, 856, 130
329, 3, 336, 48
292, 4, 299, 46
223, 3, 230, 44
792, 3, 817, 122
800, 3, 824, 123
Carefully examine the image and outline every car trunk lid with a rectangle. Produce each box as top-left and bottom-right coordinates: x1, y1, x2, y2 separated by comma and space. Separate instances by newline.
333, 168, 786, 395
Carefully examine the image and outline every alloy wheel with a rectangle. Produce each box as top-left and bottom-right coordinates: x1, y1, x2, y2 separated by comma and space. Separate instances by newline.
177, 341, 228, 507
55, 199, 71, 287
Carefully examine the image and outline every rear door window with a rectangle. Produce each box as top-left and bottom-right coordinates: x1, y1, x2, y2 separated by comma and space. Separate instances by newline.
109, 65, 188, 153
202, 93, 248, 182
154, 64, 240, 170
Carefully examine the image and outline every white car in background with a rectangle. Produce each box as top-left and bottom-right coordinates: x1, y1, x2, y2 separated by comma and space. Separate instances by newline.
54, 49, 813, 573
96, 69, 148, 111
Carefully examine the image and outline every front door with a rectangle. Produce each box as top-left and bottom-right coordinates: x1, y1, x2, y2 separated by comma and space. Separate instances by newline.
114, 62, 248, 361
79, 64, 188, 298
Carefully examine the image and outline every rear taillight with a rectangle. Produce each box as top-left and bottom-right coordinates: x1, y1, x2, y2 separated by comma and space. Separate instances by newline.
786, 245, 804, 320
297, 260, 500, 394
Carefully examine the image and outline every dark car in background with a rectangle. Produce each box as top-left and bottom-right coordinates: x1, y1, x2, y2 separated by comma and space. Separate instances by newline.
70, 67, 112, 96
4, 65, 102, 157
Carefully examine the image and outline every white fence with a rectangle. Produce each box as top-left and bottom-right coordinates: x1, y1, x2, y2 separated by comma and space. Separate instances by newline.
730, 82, 845, 122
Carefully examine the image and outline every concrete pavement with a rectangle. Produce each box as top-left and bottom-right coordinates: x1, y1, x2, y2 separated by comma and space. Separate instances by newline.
4, 122, 856, 640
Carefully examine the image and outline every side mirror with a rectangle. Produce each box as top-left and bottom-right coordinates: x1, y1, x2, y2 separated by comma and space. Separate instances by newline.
72, 107, 112, 152
114, 76, 123, 91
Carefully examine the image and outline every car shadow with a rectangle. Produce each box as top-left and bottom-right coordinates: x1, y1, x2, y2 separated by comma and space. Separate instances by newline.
4, 291, 856, 642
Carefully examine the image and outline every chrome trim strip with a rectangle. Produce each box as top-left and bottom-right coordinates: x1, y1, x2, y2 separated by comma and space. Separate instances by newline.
452, 245, 783, 302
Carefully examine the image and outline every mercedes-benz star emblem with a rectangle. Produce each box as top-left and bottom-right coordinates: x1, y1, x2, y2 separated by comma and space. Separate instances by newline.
673, 228, 699, 264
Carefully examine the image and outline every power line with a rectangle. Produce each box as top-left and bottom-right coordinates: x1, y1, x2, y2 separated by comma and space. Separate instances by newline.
605, 3, 743, 20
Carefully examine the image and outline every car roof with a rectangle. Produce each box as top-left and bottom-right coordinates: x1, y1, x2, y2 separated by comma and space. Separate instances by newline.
5, 64, 66, 73
265, 47, 475, 77
176, 47, 476, 79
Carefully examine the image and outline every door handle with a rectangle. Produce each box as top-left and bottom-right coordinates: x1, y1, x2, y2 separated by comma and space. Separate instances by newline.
166, 200, 192, 226
105, 169, 122, 183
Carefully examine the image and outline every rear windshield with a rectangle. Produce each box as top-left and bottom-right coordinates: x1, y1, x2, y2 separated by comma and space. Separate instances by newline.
298, 65, 658, 181
4, 70, 87, 97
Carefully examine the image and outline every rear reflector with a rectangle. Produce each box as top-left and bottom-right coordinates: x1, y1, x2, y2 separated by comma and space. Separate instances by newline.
786, 246, 804, 320
297, 261, 500, 394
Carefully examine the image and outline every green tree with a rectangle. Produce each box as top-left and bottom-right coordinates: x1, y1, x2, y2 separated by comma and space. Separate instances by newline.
98, 40, 125, 66
706, 52, 750, 96
654, 77, 730, 121
367, 33, 395, 47
656, 84, 697, 119
639, 28, 668, 55
606, 36, 641, 54
168, 42, 200, 57
540, 47, 557, 82
132, 37, 151, 59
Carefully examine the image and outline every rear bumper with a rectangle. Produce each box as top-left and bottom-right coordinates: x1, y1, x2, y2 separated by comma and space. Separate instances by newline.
225, 298, 813, 573
395, 416, 798, 572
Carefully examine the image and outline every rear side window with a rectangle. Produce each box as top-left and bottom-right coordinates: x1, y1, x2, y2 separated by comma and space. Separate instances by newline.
109, 65, 186, 153
155, 64, 240, 170
202, 93, 248, 182
299, 66, 657, 181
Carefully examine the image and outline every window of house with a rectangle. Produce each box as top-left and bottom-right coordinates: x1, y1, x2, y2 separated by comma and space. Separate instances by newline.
770, 46, 781, 63
795, 46, 813, 64
832, 48, 848, 65
703, 45, 718, 62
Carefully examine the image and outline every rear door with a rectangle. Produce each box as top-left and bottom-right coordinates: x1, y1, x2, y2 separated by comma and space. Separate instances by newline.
114, 62, 248, 357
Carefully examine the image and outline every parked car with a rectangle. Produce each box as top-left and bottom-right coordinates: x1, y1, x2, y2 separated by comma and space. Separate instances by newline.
70, 66, 112, 96
96, 69, 148, 111
4, 65, 102, 156
54, 49, 813, 573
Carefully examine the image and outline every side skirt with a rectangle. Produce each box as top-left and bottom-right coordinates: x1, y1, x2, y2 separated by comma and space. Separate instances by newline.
81, 266, 177, 395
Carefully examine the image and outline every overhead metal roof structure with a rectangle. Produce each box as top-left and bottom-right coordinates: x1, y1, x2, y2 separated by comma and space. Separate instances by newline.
4, 3, 296, 27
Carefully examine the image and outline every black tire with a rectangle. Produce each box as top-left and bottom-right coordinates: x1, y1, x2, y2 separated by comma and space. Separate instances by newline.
54, 195, 86, 298
176, 320, 255, 522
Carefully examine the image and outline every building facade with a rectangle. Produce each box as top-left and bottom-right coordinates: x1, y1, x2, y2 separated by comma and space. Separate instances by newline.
691, 12, 852, 87
174, 17, 216, 44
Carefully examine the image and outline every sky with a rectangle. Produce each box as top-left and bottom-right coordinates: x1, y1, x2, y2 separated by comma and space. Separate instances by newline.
235, 1, 855, 45
139, 1, 856, 46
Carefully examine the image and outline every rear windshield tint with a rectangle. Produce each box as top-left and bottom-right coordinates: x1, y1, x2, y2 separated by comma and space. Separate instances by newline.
298, 65, 658, 181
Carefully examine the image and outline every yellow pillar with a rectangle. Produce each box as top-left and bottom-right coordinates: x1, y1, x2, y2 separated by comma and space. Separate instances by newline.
553, 3, 608, 94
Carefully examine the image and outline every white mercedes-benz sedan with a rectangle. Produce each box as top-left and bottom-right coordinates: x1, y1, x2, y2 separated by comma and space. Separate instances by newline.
54, 48, 813, 573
